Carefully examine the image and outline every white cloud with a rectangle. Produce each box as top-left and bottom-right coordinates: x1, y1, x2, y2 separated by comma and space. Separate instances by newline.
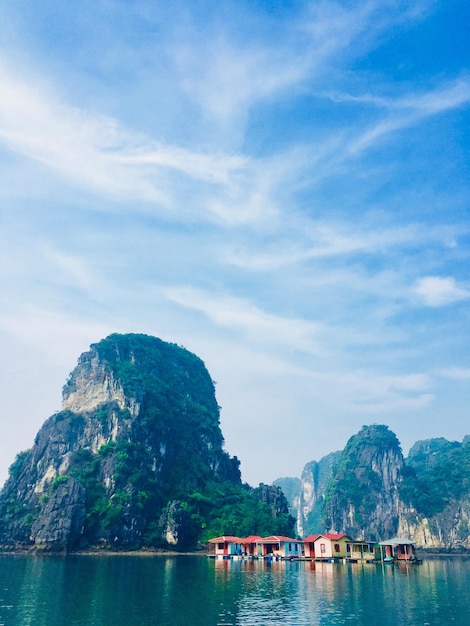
0, 308, 112, 365
40, 245, 96, 291
348, 79, 470, 154
286, 368, 435, 419
0, 60, 257, 221
0, 0, 468, 487
438, 368, 470, 381
170, 0, 434, 135
175, 35, 306, 129
164, 286, 325, 355
120, 146, 248, 187
221, 222, 426, 270
0, 62, 159, 200
0, 57, 300, 229
415, 276, 470, 307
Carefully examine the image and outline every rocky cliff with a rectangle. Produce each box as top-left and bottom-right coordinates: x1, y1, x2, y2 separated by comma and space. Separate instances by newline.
397, 437, 470, 550
322, 425, 404, 541
272, 477, 300, 515
277, 425, 470, 550
295, 452, 340, 537
255, 483, 292, 519
0, 334, 294, 552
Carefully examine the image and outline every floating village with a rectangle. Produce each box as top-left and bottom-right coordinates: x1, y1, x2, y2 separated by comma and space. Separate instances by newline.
208, 534, 420, 564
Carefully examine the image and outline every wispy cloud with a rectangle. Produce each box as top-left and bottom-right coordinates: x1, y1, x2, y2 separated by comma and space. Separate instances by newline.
235, 226, 408, 269
308, 368, 434, 414
164, 286, 325, 355
40, 245, 96, 291
170, 0, 435, 135
221, 220, 465, 271
0, 60, 256, 219
120, 146, 248, 187
438, 368, 470, 381
328, 77, 470, 111
0, 57, 299, 228
174, 34, 306, 129
347, 78, 470, 153
0, 62, 158, 200
415, 276, 470, 307
0, 0, 468, 486
0, 307, 111, 365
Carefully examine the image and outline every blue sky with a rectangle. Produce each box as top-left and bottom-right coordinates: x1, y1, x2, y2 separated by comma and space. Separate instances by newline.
0, 0, 469, 487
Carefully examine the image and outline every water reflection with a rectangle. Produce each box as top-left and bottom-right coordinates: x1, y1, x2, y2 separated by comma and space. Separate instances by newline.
1, 555, 470, 625
210, 557, 470, 626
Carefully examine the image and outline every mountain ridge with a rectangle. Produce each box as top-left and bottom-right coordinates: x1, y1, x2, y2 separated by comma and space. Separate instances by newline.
2, 333, 468, 552
277, 425, 470, 550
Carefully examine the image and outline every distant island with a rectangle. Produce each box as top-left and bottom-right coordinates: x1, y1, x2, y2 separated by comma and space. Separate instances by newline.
0, 333, 469, 554
275, 425, 470, 552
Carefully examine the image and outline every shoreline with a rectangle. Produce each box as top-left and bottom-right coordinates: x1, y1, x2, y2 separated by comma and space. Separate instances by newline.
1, 547, 470, 559
0, 546, 210, 557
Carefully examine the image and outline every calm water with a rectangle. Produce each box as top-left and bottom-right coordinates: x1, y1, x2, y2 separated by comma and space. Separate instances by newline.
0, 555, 469, 625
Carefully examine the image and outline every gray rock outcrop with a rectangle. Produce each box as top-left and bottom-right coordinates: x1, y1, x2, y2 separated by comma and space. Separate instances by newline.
0, 333, 240, 552
277, 426, 470, 550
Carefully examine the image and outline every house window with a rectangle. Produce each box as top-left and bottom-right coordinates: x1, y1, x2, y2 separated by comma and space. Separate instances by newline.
320, 543, 326, 554
218, 543, 224, 550
334, 544, 340, 553
289, 543, 292, 551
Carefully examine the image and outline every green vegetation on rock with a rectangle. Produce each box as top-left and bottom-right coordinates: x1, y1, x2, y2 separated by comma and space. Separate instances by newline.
322, 425, 402, 538
0, 333, 294, 552
400, 438, 470, 518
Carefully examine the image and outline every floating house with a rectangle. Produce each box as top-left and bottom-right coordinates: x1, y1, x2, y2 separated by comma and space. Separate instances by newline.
208, 536, 243, 557
208, 533, 418, 563
303, 534, 352, 559
256, 536, 304, 559
378, 537, 417, 561
239, 535, 263, 557
346, 540, 376, 561
303, 534, 320, 558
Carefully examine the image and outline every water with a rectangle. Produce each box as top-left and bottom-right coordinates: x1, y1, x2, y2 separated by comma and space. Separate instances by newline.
0, 555, 469, 625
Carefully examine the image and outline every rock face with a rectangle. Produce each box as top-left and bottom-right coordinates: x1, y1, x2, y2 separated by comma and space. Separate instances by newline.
31, 478, 86, 550
276, 425, 470, 550
295, 452, 340, 537
159, 501, 198, 548
323, 425, 404, 541
397, 437, 470, 550
256, 483, 292, 519
0, 334, 241, 551
272, 477, 300, 526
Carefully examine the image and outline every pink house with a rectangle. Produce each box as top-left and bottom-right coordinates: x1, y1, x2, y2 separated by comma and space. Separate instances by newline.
304, 534, 352, 559
208, 536, 243, 557
303, 534, 321, 558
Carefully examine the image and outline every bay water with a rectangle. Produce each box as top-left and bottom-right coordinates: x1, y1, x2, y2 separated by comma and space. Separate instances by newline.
0, 554, 469, 625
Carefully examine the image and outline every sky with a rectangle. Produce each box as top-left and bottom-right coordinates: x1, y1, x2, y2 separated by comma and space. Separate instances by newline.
0, 0, 469, 488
